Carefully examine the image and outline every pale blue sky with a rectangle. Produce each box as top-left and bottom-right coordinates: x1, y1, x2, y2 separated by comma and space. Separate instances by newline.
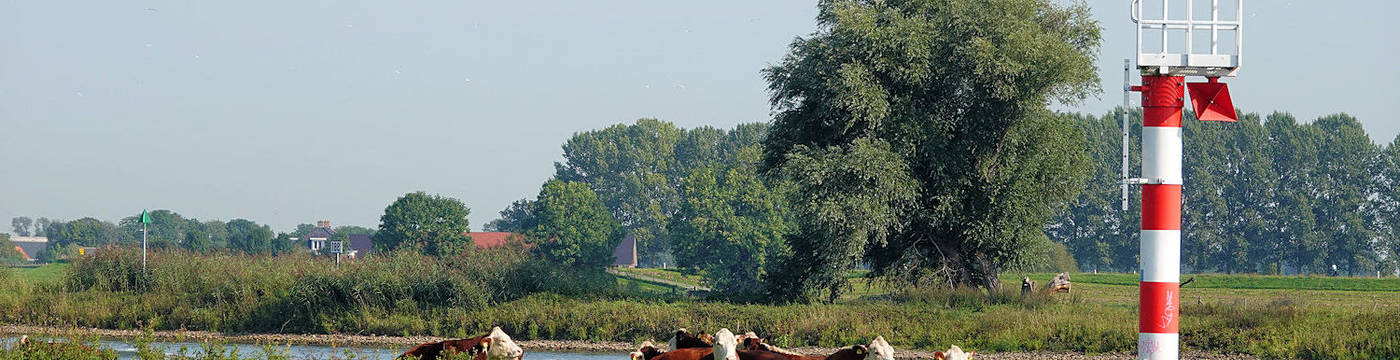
2, 1, 1395, 232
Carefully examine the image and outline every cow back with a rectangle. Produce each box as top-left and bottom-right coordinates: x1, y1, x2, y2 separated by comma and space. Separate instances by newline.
654, 347, 714, 360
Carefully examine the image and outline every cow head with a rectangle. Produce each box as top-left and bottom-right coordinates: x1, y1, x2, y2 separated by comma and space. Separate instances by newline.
668, 328, 687, 350
740, 332, 766, 351
712, 329, 740, 360
931, 345, 973, 360
629, 341, 653, 360
486, 326, 524, 360
632, 341, 666, 360
863, 336, 894, 360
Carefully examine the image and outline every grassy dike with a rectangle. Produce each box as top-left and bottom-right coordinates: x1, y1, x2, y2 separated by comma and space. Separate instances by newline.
2, 249, 1398, 359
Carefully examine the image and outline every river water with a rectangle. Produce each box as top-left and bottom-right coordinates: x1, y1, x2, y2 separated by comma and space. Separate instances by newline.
2, 337, 627, 360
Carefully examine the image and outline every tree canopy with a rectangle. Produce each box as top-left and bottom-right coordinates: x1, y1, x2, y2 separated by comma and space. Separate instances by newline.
761, 0, 1100, 297
225, 219, 279, 255
670, 146, 792, 296
551, 119, 769, 266
528, 180, 621, 269
1049, 110, 1398, 277
11, 217, 33, 237
373, 192, 473, 256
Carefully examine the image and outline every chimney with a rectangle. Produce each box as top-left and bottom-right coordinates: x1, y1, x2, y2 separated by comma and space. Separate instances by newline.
317, 220, 331, 228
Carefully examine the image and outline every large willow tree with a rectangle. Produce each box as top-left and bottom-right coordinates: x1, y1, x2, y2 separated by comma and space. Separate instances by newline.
763, 0, 1100, 298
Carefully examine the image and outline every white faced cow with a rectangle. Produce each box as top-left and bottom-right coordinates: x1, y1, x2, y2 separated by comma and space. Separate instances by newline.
862, 336, 895, 360
487, 326, 525, 360
932, 345, 974, 360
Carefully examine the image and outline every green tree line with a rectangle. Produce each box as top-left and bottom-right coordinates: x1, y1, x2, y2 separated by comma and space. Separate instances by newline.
1052, 109, 1400, 276
9, 211, 345, 259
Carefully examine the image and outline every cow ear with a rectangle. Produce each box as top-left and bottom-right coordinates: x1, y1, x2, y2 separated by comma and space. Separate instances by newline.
854, 345, 867, 354
933, 351, 944, 360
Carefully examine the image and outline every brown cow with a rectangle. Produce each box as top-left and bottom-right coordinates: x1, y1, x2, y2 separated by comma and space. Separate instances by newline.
630, 341, 667, 360
712, 329, 789, 360
738, 333, 892, 360
398, 337, 491, 360
400, 327, 525, 360
651, 347, 715, 360
669, 328, 715, 350
818, 345, 871, 360
736, 333, 824, 360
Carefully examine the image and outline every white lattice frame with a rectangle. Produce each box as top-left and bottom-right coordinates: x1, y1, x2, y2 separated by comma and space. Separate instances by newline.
1132, 0, 1242, 77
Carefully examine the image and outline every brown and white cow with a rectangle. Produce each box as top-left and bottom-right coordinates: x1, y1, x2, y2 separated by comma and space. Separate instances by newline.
400, 327, 525, 360
635, 328, 714, 360
736, 333, 823, 360
737, 333, 893, 360
932, 345, 973, 360
712, 329, 789, 360
630, 341, 667, 360
651, 347, 715, 360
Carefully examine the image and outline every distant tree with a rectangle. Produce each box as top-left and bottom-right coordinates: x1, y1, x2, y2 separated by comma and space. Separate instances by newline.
373, 192, 473, 256
11, 217, 33, 236
486, 199, 537, 233
225, 219, 276, 255
1313, 114, 1381, 275
34, 218, 51, 239
46, 217, 127, 250
554, 119, 682, 266
272, 232, 300, 255
119, 210, 190, 251
1380, 136, 1400, 275
329, 225, 375, 243
670, 146, 791, 296
1180, 112, 1278, 274
528, 180, 621, 269
554, 119, 770, 266
290, 223, 317, 238
762, 0, 1098, 296
202, 220, 229, 249
182, 227, 214, 254
0, 233, 23, 264
1047, 110, 1141, 273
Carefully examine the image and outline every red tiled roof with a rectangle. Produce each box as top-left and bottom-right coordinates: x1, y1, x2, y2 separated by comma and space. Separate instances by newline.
13, 245, 34, 262
469, 232, 521, 248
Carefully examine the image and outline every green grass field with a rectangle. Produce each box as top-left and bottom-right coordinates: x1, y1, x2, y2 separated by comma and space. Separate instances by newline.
7, 263, 69, 284
611, 267, 707, 287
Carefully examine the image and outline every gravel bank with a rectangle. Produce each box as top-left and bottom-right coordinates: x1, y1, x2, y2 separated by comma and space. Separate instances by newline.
0, 325, 1256, 359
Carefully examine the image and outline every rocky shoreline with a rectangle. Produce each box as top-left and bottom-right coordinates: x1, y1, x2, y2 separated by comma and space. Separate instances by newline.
0, 325, 1256, 359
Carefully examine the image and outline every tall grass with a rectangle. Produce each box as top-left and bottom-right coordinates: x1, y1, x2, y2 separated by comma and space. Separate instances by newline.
5, 245, 628, 334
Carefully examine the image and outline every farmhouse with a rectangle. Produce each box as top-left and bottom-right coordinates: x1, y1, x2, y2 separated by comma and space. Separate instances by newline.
302, 220, 335, 253
292, 221, 366, 259
9, 236, 48, 262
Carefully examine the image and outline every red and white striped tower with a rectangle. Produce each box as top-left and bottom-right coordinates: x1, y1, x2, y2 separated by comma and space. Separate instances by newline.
1128, 1, 1242, 359
1137, 75, 1185, 359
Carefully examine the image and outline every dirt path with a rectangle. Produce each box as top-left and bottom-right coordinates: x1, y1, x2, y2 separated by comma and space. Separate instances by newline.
0, 325, 1256, 359
607, 268, 711, 291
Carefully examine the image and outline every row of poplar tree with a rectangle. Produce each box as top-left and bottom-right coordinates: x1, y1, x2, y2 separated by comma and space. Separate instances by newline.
1053, 109, 1400, 276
